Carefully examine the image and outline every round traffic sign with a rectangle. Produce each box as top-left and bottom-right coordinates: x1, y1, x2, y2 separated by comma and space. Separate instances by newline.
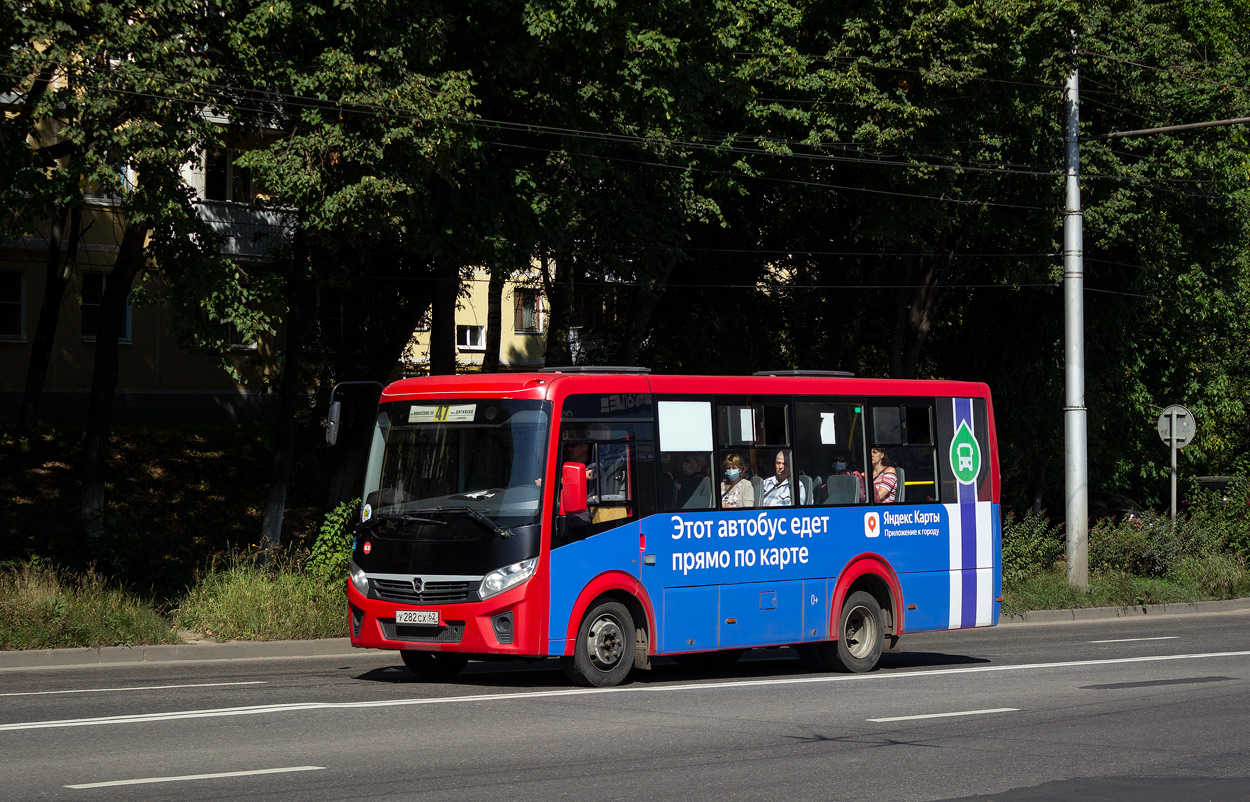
1157, 404, 1195, 447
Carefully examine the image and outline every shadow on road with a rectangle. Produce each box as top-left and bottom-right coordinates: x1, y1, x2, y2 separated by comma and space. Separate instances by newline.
353, 646, 990, 688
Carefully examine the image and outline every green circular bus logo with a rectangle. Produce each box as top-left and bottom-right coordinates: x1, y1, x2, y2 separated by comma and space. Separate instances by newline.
950, 422, 982, 485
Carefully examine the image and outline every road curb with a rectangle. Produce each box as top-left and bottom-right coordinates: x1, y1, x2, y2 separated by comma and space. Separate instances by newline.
999, 596, 1250, 625
4, 598, 1250, 671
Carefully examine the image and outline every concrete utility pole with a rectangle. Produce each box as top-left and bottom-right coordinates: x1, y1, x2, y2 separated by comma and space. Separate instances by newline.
1063, 69, 1089, 589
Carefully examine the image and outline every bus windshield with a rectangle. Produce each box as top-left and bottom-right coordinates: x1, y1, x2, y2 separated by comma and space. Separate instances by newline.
362, 399, 550, 532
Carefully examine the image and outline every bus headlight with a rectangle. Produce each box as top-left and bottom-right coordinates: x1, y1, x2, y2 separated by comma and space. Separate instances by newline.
348, 560, 370, 596
479, 558, 537, 600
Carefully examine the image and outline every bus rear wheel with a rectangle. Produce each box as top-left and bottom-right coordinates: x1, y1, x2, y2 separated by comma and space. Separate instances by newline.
400, 650, 468, 681
563, 600, 634, 687
834, 590, 884, 673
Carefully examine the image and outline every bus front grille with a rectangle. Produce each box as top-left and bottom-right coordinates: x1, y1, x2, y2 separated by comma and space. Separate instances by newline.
380, 620, 465, 643
371, 578, 474, 604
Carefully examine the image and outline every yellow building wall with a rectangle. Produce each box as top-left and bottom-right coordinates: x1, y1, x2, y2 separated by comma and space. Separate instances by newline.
1, 199, 279, 420
402, 269, 547, 374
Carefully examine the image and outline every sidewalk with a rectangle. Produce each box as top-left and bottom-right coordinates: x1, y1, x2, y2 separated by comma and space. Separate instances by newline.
999, 595, 1250, 624
3, 597, 1249, 671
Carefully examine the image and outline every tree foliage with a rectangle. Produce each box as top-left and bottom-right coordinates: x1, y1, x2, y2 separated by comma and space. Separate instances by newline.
5, 0, 1250, 534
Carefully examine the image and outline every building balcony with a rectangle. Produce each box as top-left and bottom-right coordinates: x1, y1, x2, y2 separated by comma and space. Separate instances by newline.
194, 200, 293, 261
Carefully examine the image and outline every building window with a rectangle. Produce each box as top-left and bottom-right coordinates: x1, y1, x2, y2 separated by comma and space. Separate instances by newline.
198, 309, 258, 350
0, 269, 24, 340
84, 163, 135, 201
456, 324, 485, 351
514, 289, 542, 333
205, 149, 253, 203
81, 272, 132, 343
224, 320, 256, 350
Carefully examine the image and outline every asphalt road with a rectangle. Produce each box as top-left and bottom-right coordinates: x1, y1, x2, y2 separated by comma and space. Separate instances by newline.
3, 611, 1250, 801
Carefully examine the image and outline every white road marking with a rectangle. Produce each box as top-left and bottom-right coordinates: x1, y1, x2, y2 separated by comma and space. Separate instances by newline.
0, 681, 265, 698
66, 765, 323, 789
4, 649, 1250, 733
867, 707, 1018, 723
1087, 636, 1179, 644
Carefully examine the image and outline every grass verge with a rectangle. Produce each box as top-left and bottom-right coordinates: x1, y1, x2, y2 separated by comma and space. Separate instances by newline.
172, 551, 347, 641
0, 561, 180, 649
1002, 553, 1250, 617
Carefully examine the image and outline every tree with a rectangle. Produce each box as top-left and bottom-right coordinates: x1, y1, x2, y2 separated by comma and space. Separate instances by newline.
222, 0, 476, 545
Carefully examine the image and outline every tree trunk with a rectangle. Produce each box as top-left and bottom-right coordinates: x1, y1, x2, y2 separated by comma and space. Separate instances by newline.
1031, 461, 1047, 516
541, 250, 574, 367
482, 266, 504, 373
428, 258, 459, 375
323, 296, 431, 509
259, 230, 311, 555
889, 248, 957, 379
18, 204, 82, 430
617, 257, 672, 366
79, 221, 148, 536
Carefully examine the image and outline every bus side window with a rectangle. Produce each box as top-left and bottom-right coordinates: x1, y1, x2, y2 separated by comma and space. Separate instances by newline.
870, 403, 939, 503
795, 400, 867, 506
557, 424, 638, 544
658, 399, 716, 512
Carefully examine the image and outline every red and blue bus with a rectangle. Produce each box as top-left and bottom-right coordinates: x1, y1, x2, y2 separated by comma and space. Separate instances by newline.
337, 369, 1000, 686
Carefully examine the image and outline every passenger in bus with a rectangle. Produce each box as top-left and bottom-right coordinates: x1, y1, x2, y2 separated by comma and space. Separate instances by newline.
871, 445, 898, 503
720, 453, 754, 508
760, 450, 805, 506
675, 453, 711, 508
823, 448, 866, 503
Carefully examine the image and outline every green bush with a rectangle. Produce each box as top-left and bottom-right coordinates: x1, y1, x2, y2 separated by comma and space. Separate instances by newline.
308, 499, 359, 584
1001, 511, 1064, 581
1088, 510, 1181, 578
174, 549, 347, 641
1179, 478, 1250, 558
0, 560, 178, 649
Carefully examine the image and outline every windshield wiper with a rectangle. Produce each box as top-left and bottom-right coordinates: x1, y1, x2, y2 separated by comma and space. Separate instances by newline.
373, 513, 448, 526
426, 506, 514, 538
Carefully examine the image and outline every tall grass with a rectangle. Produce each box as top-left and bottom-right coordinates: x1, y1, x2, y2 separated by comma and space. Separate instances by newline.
0, 561, 178, 649
173, 549, 347, 641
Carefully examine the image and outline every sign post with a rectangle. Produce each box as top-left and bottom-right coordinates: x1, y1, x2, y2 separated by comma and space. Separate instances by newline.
1156, 404, 1195, 521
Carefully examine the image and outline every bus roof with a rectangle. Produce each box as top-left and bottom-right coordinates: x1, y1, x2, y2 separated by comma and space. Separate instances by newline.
380, 372, 993, 402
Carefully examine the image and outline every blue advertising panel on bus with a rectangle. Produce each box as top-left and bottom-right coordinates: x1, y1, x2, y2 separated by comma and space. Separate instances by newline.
545, 394, 1000, 658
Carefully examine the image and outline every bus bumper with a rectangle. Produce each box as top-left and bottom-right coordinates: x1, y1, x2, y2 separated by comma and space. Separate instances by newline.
346, 581, 541, 656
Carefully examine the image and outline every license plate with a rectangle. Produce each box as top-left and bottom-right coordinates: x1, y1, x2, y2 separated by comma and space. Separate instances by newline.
396, 610, 440, 626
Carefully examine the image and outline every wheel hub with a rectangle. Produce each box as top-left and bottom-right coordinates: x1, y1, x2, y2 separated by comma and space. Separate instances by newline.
587, 615, 625, 669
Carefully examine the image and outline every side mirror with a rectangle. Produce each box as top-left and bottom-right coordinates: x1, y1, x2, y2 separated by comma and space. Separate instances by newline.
326, 399, 342, 446
559, 462, 588, 515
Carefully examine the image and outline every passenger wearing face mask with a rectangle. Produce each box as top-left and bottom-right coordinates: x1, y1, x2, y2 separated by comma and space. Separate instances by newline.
823, 448, 866, 503
720, 453, 755, 508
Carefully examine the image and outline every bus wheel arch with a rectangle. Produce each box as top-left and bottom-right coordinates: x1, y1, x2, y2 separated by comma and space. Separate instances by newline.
563, 574, 655, 681
563, 594, 642, 687
800, 556, 901, 673
832, 555, 902, 640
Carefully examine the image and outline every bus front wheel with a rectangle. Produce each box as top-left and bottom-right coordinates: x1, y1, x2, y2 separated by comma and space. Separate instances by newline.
563, 600, 635, 687
834, 590, 884, 672
400, 650, 468, 681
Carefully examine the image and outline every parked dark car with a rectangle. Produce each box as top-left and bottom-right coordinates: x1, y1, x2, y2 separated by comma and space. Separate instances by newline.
1183, 476, 1247, 510
1087, 490, 1147, 526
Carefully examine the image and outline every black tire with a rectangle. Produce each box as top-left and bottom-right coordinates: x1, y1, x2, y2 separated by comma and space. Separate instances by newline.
834, 590, 884, 673
671, 649, 745, 670
400, 650, 469, 681
563, 599, 635, 687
